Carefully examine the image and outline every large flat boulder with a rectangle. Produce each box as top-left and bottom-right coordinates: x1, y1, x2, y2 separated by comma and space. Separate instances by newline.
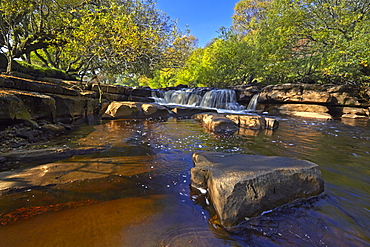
102, 101, 170, 119
191, 152, 324, 228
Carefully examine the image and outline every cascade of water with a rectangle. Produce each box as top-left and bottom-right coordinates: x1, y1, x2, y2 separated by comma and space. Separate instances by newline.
151, 90, 166, 104
199, 89, 245, 110
152, 88, 245, 111
246, 93, 259, 111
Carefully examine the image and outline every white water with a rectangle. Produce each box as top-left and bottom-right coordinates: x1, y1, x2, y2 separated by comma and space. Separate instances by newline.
152, 88, 250, 112
246, 93, 259, 111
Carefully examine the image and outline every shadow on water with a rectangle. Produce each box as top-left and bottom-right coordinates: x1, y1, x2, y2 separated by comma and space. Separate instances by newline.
0, 117, 369, 246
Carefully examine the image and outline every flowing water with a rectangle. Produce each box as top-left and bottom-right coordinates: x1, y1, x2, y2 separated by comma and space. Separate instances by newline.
152, 88, 246, 111
0, 116, 369, 246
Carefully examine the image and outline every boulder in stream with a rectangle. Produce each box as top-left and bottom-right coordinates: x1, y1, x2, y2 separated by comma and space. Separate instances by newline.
193, 113, 279, 134
192, 113, 239, 134
102, 101, 170, 119
191, 152, 324, 228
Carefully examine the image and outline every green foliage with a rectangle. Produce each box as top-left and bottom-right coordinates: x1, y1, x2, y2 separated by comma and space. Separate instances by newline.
17, 61, 75, 79
0, 0, 196, 81
175, 0, 370, 87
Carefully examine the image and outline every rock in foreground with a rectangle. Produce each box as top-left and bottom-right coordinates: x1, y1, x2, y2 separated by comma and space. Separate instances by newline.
191, 152, 324, 228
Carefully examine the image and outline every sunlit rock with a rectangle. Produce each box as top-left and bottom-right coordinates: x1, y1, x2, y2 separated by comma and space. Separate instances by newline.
191, 152, 324, 228
102, 101, 169, 119
259, 84, 331, 104
278, 104, 329, 113
225, 114, 266, 130
259, 83, 369, 108
141, 103, 170, 118
264, 117, 279, 129
193, 113, 279, 134
192, 113, 239, 134
273, 104, 333, 120
102, 101, 141, 119
341, 107, 369, 119
286, 111, 333, 120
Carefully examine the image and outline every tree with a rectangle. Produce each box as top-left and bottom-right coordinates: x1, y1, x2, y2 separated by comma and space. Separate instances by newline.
230, 0, 370, 84
0, 0, 71, 72
1, 0, 196, 82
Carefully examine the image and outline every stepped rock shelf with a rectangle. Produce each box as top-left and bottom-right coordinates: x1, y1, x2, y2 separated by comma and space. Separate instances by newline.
191, 152, 325, 228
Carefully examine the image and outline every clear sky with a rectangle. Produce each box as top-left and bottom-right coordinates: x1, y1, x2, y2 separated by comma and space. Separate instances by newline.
155, 0, 240, 47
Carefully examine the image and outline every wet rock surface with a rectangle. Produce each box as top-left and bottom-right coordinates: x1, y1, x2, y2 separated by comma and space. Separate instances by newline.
191, 152, 325, 228
0, 146, 106, 172
0, 121, 71, 153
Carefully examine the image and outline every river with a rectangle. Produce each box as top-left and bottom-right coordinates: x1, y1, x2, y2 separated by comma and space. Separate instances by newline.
0, 116, 369, 246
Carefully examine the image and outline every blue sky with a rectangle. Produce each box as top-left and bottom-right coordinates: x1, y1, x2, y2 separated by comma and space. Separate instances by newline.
155, 0, 240, 47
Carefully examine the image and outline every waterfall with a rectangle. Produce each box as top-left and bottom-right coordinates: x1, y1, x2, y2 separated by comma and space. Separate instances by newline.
199, 89, 244, 110
152, 88, 245, 111
246, 94, 259, 111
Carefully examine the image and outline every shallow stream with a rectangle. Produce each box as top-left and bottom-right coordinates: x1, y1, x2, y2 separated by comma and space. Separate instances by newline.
0, 116, 369, 246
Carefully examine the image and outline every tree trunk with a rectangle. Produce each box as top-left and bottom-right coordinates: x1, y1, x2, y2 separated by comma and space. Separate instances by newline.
6, 51, 14, 74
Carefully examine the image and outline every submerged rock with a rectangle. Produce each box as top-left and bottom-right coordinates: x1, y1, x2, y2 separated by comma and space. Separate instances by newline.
191, 152, 324, 228
0, 146, 106, 170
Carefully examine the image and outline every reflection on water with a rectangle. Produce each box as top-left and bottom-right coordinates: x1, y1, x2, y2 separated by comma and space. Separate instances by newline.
0, 117, 369, 246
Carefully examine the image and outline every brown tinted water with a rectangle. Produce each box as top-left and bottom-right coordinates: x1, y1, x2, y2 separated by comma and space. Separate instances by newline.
0, 117, 369, 246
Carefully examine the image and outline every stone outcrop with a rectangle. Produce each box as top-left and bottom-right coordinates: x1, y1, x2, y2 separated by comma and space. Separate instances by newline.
256, 83, 369, 120
275, 104, 333, 120
258, 83, 369, 106
102, 101, 170, 119
192, 113, 279, 134
191, 152, 325, 228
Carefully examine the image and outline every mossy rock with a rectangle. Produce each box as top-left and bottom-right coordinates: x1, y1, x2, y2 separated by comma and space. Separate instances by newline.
0, 53, 76, 80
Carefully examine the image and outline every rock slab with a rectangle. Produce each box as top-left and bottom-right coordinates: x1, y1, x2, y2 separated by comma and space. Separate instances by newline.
191, 152, 324, 228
